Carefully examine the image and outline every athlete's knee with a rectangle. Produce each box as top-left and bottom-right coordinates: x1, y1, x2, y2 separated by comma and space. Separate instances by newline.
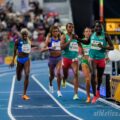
91, 72, 96, 82
63, 73, 68, 80
25, 73, 29, 80
56, 71, 61, 78
91, 71, 95, 78
17, 75, 21, 81
84, 73, 90, 79
74, 71, 78, 78
98, 77, 102, 84
63, 71, 68, 79
17, 73, 22, 81
50, 73, 54, 80
86, 79, 90, 85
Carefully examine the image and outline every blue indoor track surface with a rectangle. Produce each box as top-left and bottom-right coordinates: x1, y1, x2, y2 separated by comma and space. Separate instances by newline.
0, 60, 120, 120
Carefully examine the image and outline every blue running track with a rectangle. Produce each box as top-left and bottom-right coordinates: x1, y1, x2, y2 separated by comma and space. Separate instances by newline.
0, 60, 120, 120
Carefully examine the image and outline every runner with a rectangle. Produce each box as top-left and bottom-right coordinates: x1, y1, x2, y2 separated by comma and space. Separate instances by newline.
61, 23, 79, 100
80, 27, 92, 103
10, 28, 35, 100
40, 25, 62, 97
78, 21, 114, 103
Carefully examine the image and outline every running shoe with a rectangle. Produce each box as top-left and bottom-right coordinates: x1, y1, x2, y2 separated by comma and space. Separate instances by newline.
49, 85, 54, 93
92, 91, 100, 104
73, 94, 79, 100
86, 97, 91, 103
91, 96, 98, 104
96, 90, 100, 98
61, 80, 66, 88
22, 95, 30, 100
57, 91, 62, 97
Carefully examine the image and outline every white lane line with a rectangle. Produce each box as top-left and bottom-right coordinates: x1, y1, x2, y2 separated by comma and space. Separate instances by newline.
8, 75, 16, 120
12, 104, 103, 110
32, 75, 82, 120
67, 82, 120, 110
14, 105, 64, 109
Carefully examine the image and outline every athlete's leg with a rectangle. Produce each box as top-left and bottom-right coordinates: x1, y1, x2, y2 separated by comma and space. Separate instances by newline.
96, 67, 105, 97
90, 60, 99, 103
56, 60, 62, 91
62, 67, 69, 83
49, 65, 55, 86
91, 59, 105, 103
23, 60, 30, 96
56, 60, 62, 97
16, 61, 24, 81
81, 63, 91, 102
90, 60, 97, 96
62, 58, 70, 87
96, 59, 105, 96
71, 61, 79, 95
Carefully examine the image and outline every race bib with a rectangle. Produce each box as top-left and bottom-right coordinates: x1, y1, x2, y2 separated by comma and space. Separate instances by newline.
52, 41, 61, 50
69, 42, 78, 52
91, 40, 103, 50
83, 48, 89, 55
22, 44, 31, 53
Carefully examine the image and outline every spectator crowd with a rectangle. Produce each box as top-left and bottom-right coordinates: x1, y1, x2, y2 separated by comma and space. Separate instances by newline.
0, 0, 60, 63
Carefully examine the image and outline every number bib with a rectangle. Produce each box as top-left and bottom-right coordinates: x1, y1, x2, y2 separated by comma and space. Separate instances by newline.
52, 41, 61, 50
91, 40, 103, 50
69, 42, 78, 52
22, 44, 31, 53
83, 48, 89, 55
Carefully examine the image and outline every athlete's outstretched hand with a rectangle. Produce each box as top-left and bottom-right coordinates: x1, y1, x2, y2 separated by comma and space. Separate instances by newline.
9, 60, 14, 68
98, 43, 103, 49
73, 34, 78, 39
40, 48, 45, 53
68, 35, 73, 42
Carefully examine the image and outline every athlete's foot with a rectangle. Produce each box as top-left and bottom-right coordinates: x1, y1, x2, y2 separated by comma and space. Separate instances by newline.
86, 97, 91, 103
57, 90, 62, 97
91, 96, 99, 104
22, 95, 30, 100
62, 80, 66, 88
49, 85, 54, 93
73, 94, 79, 100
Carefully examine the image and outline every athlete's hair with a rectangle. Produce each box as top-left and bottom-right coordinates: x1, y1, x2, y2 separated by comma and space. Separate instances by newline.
84, 27, 91, 31
20, 28, 31, 43
94, 20, 105, 33
66, 23, 73, 29
49, 25, 60, 38
94, 20, 102, 28
21, 28, 29, 35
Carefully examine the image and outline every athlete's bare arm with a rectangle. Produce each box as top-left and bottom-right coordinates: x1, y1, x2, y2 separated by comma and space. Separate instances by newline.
98, 33, 114, 50
77, 37, 91, 45
40, 35, 51, 52
60, 34, 73, 50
